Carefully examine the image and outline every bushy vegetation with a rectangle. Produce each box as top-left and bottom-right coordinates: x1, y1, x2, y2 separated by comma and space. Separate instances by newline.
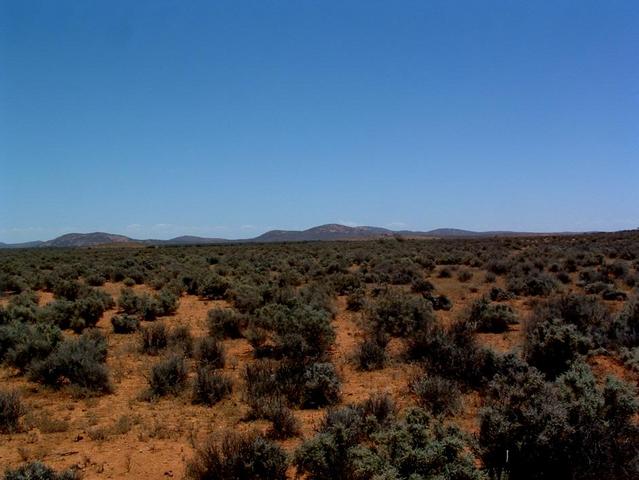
111, 314, 140, 333
192, 367, 232, 406
118, 287, 178, 320
366, 289, 435, 338
3, 461, 79, 480
186, 431, 288, 480
244, 359, 341, 416
2, 230, 639, 477
354, 336, 388, 371
410, 374, 461, 416
196, 337, 225, 368
479, 362, 639, 480
408, 321, 498, 388
147, 354, 188, 398
207, 308, 247, 339
0, 389, 24, 433
30, 330, 111, 393
295, 395, 481, 480
467, 298, 518, 333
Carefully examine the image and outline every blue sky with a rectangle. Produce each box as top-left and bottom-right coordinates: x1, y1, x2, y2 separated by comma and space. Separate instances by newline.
1, 1, 638, 242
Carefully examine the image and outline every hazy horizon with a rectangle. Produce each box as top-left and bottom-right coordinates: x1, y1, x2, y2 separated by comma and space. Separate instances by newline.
2, 221, 637, 245
2, 1, 638, 243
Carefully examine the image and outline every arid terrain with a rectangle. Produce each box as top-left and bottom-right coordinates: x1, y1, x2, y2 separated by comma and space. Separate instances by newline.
1, 232, 638, 479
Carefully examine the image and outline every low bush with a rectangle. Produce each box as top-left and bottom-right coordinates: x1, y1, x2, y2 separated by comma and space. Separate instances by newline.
148, 354, 188, 397
3, 461, 79, 480
198, 273, 231, 300
30, 330, 111, 393
1, 322, 62, 372
345, 288, 366, 311
507, 272, 558, 297
168, 325, 194, 356
428, 293, 453, 311
0, 389, 24, 433
479, 362, 639, 480
252, 301, 335, 361
438, 267, 452, 278
489, 287, 514, 302
266, 399, 300, 439
196, 337, 225, 368
524, 317, 589, 379
411, 277, 435, 295
295, 399, 480, 480
140, 323, 168, 355
207, 308, 246, 339
186, 431, 288, 480
410, 374, 461, 416
244, 360, 340, 414
192, 367, 232, 406
408, 321, 498, 389
457, 269, 473, 282
229, 282, 263, 313
118, 287, 178, 321
366, 290, 435, 338
111, 314, 140, 333
468, 298, 518, 333
354, 337, 387, 371
302, 362, 341, 408
610, 296, 639, 347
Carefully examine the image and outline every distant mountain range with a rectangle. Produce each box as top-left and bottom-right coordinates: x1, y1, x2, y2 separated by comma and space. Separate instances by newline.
0, 223, 590, 249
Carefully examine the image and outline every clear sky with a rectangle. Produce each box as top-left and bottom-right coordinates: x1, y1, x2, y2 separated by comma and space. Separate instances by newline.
1, 1, 638, 242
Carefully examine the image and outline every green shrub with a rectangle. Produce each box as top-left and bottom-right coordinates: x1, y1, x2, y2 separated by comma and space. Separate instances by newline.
0, 389, 24, 433
524, 318, 589, 379
429, 293, 453, 311
192, 367, 232, 406
196, 337, 225, 368
295, 400, 480, 480
457, 269, 473, 282
489, 287, 514, 302
198, 273, 230, 300
408, 322, 498, 388
354, 338, 387, 371
140, 323, 168, 355
85, 273, 106, 286
610, 296, 639, 347
229, 282, 263, 313
468, 298, 518, 333
244, 360, 340, 413
155, 289, 179, 316
30, 330, 110, 393
52, 280, 81, 301
3, 292, 39, 324
410, 375, 461, 416
438, 267, 452, 278
267, 401, 300, 439
480, 362, 639, 480
148, 354, 188, 397
168, 325, 194, 356
186, 431, 288, 480
302, 362, 341, 408
252, 302, 335, 360
4, 461, 79, 480
207, 308, 246, 339
411, 278, 435, 294
111, 314, 140, 333
1, 322, 63, 372
118, 287, 174, 320
507, 272, 558, 297
367, 290, 435, 338
345, 288, 366, 312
